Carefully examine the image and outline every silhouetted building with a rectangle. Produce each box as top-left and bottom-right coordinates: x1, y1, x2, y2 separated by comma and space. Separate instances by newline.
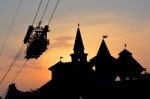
5, 26, 149, 99
90, 38, 116, 89
70, 26, 88, 63
116, 48, 145, 81
34, 26, 94, 99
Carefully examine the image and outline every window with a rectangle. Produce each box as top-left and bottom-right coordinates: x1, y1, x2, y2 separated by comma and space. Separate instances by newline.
115, 76, 121, 81
92, 66, 96, 71
78, 58, 80, 62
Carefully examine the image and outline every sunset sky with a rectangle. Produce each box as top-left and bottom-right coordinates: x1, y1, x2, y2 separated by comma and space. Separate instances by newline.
0, 0, 150, 96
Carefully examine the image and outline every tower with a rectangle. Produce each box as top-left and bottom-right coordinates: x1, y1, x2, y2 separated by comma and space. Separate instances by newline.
70, 25, 88, 63
90, 37, 116, 89
116, 44, 145, 81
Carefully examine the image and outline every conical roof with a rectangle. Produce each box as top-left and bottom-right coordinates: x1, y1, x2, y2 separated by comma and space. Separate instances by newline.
117, 49, 145, 75
96, 39, 111, 57
90, 39, 113, 63
73, 27, 84, 51
119, 49, 132, 56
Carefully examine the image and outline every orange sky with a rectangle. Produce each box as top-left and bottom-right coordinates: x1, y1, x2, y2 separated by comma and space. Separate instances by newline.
0, 0, 150, 96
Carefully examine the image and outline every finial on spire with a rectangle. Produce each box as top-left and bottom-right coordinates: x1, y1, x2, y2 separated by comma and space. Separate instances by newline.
60, 56, 63, 61
78, 24, 80, 28
103, 35, 108, 39
124, 44, 127, 49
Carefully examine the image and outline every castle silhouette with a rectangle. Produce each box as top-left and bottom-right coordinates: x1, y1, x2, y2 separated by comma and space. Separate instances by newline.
5, 25, 150, 99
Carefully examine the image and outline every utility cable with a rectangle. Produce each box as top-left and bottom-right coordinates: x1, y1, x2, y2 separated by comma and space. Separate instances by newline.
0, 0, 23, 56
32, 0, 43, 25
2, 88, 7, 99
1, 59, 27, 98
0, 44, 24, 85
40, 0, 51, 22
11, 60, 28, 83
0, 0, 42, 85
48, 0, 60, 26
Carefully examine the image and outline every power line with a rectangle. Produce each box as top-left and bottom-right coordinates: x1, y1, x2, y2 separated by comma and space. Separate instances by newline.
0, 0, 23, 56
0, 0, 60, 85
1, 59, 27, 98
0, 0, 42, 86
2, 88, 7, 99
0, 0, 49, 83
40, 0, 51, 22
32, 0, 43, 25
0, 44, 24, 85
48, 0, 60, 26
0, 0, 53, 90
0, 0, 60, 86
0, 0, 49, 84
11, 60, 28, 83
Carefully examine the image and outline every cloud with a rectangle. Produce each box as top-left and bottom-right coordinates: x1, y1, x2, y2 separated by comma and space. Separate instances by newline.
49, 36, 74, 50
24, 60, 47, 71
25, 64, 46, 71
55, 36, 74, 41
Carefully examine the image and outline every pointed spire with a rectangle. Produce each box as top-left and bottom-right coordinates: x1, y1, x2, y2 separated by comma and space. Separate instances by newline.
96, 38, 111, 57
73, 24, 84, 52
124, 43, 127, 49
